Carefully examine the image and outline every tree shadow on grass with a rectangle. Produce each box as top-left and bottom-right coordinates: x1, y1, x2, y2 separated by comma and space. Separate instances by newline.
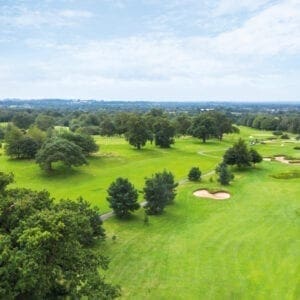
38, 164, 89, 180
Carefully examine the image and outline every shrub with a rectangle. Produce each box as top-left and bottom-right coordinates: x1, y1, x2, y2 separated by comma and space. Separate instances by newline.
281, 133, 290, 139
216, 162, 234, 185
188, 167, 201, 181
272, 130, 282, 136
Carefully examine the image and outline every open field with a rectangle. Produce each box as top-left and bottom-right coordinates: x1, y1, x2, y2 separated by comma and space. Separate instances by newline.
102, 161, 300, 299
1, 125, 298, 212
1, 125, 300, 299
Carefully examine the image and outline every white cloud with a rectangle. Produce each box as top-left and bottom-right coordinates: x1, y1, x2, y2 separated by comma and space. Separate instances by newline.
214, 0, 300, 55
0, 0, 299, 100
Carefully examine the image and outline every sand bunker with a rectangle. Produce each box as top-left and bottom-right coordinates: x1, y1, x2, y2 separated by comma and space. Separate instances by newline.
263, 157, 272, 161
193, 189, 230, 200
275, 156, 300, 165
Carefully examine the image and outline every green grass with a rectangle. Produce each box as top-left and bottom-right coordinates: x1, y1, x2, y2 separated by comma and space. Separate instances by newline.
1, 135, 225, 212
271, 170, 300, 179
102, 162, 300, 299
1, 125, 300, 299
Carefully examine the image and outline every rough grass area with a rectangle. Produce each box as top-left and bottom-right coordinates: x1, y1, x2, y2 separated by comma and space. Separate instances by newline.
271, 170, 300, 179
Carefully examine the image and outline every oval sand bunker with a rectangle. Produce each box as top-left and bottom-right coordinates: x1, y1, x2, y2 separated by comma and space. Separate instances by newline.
193, 189, 230, 200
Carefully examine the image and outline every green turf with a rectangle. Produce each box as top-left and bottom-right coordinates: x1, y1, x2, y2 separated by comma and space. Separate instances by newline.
1, 133, 226, 212
102, 162, 300, 300
1, 125, 300, 299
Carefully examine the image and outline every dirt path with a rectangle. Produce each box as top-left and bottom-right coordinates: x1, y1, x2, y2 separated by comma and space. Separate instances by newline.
99, 169, 216, 221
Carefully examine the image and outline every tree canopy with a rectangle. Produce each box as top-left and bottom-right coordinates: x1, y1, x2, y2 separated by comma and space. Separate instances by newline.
125, 116, 151, 149
36, 137, 88, 171
59, 131, 99, 155
223, 139, 262, 168
153, 119, 175, 148
189, 114, 216, 143
0, 174, 120, 299
107, 177, 140, 217
144, 171, 178, 215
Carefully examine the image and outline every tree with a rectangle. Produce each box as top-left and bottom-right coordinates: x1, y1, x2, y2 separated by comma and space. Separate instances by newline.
249, 148, 262, 165
210, 111, 234, 140
27, 125, 47, 148
125, 116, 150, 149
216, 162, 234, 185
0, 172, 14, 193
14, 136, 39, 159
143, 171, 177, 215
0, 175, 120, 299
100, 119, 116, 136
12, 112, 35, 129
0, 127, 5, 140
161, 170, 178, 204
36, 138, 88, 171
35, 114, 55, 131
189, 114, 216, 143
4, 125, 38, 159
188, 167, 201, 181
59, 131, 99, 155
153, 119, 175, 148
223, 139, 252, 168
106, 178, 140, 218
174, 113, 192, 136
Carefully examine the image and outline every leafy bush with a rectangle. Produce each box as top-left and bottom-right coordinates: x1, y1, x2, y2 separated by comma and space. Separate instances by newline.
272, 130, 282, 136
281, 133, 290, 139
106, 177, 139, 218
188, 167, 201, 181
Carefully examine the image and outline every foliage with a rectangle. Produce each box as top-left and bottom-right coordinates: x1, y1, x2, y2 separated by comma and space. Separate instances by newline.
12, 112, 35, 129
27, 126, 47, 148
0, 127, 5, 140
0, 172, 14, 193
36, 138, 88, 171
153, 119, 175, 148
272, 130, 282, 136
107, 177, 140, 217
210, 111, 234, 140
0, 178, 120, 299
59, 131, 99, 155
4, 125, 39, 159
125, 116, 151, 149
100, 119, 116, 136
188, 167, 202, 181
174, 113, 192, 136
223, 139, 252, 168
249, 148, 263, 165
143, 171, 177, 214
281, 133, 290, 139
215, 162, 234, 185
189, 114, 216, 143
35, 114, 55, 131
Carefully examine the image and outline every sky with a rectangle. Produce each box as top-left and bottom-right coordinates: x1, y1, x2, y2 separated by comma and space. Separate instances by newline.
0, 0, 299, 101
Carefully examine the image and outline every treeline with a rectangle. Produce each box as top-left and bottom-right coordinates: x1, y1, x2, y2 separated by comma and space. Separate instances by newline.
0, 110, 237, 173
236, 113, 300, 134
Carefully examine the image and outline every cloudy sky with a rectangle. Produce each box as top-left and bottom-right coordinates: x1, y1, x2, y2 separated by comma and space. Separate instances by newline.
0, 0, 299, 101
